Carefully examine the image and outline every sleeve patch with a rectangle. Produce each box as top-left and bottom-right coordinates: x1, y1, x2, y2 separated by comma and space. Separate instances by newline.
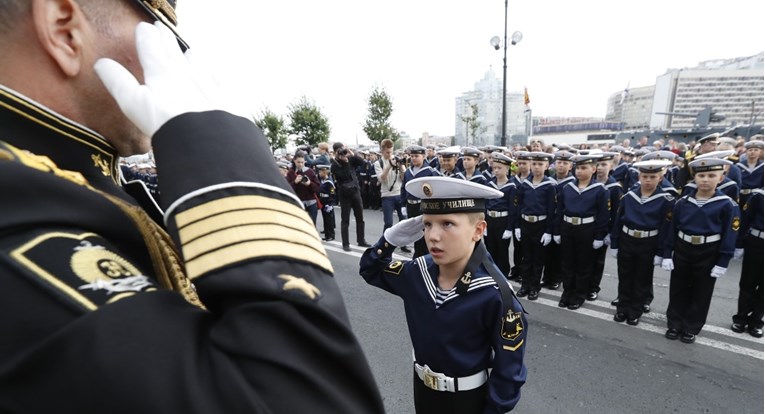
5, 231, 155, 312
732, 217, 740, 232
500, 310, 524, 345
383, 260, 404, 275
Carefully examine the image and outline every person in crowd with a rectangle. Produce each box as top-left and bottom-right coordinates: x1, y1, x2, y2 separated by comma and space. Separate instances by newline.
425, 144, 440, 171
360, 176, 527, 414
515, 152, 556, 301
609, 160, 675, 325
368, 150, 381, 210
308, 141, 331, 169
508, 151, 531, 281
458, 147, 488, 185
736, 140, 763, 208
356, 150, 373, 209
662, 158, 740, 344
681, 150, 740, 202
589, 152, 623, 301
484, 152, 518, 279
287, 151, 321, 224
438, 147, 461, 177
376, 139, 409, 252
542, 150, 575, 290
317, 165, 336, 242
330, 143, 370, 251
731, 187, 763, 338
554, 155, 609, 310
0, 3, 383, 411
401, 145, 438, 257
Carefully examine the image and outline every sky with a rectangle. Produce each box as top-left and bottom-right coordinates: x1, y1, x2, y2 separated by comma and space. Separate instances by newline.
175, 1, 764, 145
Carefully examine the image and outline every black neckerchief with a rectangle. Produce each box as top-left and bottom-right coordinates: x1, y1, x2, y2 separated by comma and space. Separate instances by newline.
455, 240, 525, 315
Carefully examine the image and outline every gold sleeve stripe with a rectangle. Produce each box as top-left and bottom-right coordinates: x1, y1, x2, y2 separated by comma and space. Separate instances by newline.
186, 239, 333, 279
182, 223, 324, 261
178, 208, 316, 245
175, 195, 308, 229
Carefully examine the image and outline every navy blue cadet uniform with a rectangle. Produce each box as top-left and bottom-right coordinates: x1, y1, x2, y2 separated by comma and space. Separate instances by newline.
360, 177, 527, 414
737, 140, 764, 207
555, 156, 610, 308
732, 188, 764, 336
610, 161, 675, 322
509, 155, 531, 280
425, 145, 441, 171
589, 175, 624, 297
542, 151, 576, 289
401, 156, 438, 258
317, 165, 337, 241
663, 159, 740, 341
516, 154, 557, 299
483, 152, 518, 279
0, 18, 383, 412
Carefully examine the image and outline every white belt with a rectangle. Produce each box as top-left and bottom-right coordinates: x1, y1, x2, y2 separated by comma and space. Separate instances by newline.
678, 231, 721, 245
740, 189, 753, 195
407, 199, 422, 204
564, 215, 595, 225
751, 229, 764, 239
414, 363, 488, 393
302, 199, 317, 207
522, 214, 547, 223
487, 210, 509, 218
622, 226, 658, 239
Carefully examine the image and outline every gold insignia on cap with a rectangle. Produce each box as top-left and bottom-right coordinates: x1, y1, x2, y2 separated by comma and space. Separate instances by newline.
732, 217, 740, 232
422, 183, 433, 197
278, 274, 321, 300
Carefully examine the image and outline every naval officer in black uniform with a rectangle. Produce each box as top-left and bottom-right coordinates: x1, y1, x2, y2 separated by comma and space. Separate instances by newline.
0, 3, 383, 412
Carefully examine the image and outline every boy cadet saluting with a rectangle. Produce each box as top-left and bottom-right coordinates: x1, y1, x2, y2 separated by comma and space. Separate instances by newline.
360, 176, 527, 414
662, 157, 741, 344
609, 160, 675, 325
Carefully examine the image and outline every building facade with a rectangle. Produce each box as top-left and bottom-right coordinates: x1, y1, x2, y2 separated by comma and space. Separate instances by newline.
605, 85, 655, 130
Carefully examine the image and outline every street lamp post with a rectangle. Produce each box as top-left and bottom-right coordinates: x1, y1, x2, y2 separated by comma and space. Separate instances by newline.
491, 1, 522, 148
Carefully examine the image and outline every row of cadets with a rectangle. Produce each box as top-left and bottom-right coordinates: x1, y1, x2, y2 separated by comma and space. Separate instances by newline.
589, 152, 624, 301
737, 140, 764, 207
515, 152, 557, 301
609, 160, 676, 325
555, 154, 610, 310
483, 152, 518, 278
437, 146, 462, 177
457, 147, 488, 185
401, 145, 438, 258
316, 165, 337, 242
681, 150, 740, 202
661, 157, 741, 344
424, 144, 440, 171
541, 150, 577, 290
508, 152, 531, 280
731, 186, 764, 338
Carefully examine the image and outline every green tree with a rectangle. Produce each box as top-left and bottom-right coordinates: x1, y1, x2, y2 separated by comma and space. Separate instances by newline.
255, 108, 289, 154
460, 103, 484, 146
288, 96, 331, 147
363, 86, 400, 144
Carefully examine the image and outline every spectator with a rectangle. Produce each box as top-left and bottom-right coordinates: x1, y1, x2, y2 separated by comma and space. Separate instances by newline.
375, 139, 409, 252
287, 152, 321, 224
331, 143, 370, 251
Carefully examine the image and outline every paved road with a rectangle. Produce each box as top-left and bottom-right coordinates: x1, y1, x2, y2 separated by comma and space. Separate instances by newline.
320, 207, 763, 414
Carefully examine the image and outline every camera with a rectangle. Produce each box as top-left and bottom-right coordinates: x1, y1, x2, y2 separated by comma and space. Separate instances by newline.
392, 156, 403, 166
300, 175, 309, 184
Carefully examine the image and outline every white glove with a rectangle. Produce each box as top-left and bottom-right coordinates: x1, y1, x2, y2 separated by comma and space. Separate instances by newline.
553, 235, 561, 244
383, 216, 424, 247
733, 248, 744, 260
653, 255, 662, 266
609, 248, 618, 258
710, 265, 727, 278
604, 234, 611, 247
501, 230, 512, 240
400, 207, 408, 218
661, 258, 674, 271
592, 240, 604, 249
323, 205, 333, 213
95, 22, 250, 138
514, 228, 522, 241
540, 233, 552, 246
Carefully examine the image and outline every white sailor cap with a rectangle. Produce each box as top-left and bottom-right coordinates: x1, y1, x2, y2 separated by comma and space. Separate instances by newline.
633, 160, 672, 173
405, 176, 503, 214
315, 164, 331, 170
744, 140, 764, 150
698, 133, 720, 145
571, 154, 601, 165
641, 150, 678, 161
438, 146, 461, 158
491, 152, 514, 166
553, 151, 576, 161
695, 150, 735, 160
689, 157, 732, 173
462, 147, 482, 158
276, 161, 291, 169
523, 151, 553, 161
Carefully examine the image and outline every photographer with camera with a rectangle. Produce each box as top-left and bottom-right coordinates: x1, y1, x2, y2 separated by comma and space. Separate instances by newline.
331, 143, 371, 251
376, 139, 410, 253
287, 152, 321, 224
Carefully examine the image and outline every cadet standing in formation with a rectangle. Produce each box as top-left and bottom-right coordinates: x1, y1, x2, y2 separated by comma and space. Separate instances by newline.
731, 187, 764, 337
401, 145, 437, 258
0, 2, 383, 412
484, 152, 518, 279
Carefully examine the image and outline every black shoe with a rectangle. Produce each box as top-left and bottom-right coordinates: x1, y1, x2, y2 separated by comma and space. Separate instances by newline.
613, 312, 627, 323
665, 328, 680, 340
642, 304, 651, 314
400, 246, 412, 253
323, 237, 334, 242
527, 290, 539, 301
342, 245, 351, 252
748, 326, 764, 338
567, 303, 581, 310
517, 287, 529, 298
731, 322, 746, 333
626, 317, 640, 326
508, 273, 521, 281
680, 332, 696, 344
558, 300, 568, 308
550, 282, 560, 290
610, 298, 620, 306
586, 291, 598, 301
358, 241, 371, 248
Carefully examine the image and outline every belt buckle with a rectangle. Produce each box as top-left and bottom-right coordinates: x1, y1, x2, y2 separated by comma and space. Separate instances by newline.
571, 217, 580, 225
422, 368, 442, 391
691, 235, 703, 244
528, 216, 536, 223
635, 230, 644, 238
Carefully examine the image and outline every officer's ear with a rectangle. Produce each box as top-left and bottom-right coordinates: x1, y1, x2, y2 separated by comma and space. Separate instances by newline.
31, 0, 87, 77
